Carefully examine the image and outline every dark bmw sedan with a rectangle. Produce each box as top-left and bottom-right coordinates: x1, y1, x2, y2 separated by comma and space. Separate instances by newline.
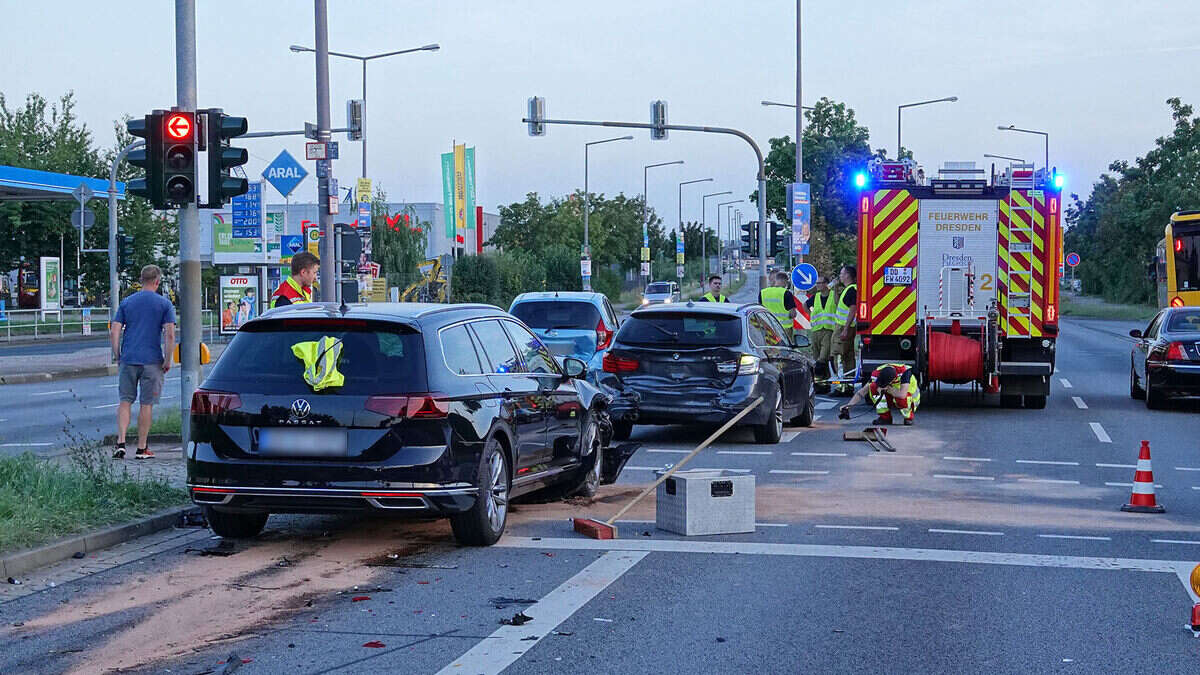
1130, 306, 1200, 409
188, 303, 631, 546
597, 302, 815, 444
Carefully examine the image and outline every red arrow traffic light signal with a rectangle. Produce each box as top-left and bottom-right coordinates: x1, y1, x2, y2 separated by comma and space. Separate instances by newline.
165, 113, 192, 141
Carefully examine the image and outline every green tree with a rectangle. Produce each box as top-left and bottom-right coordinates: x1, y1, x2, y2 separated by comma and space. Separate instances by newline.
370, 194, 428, 291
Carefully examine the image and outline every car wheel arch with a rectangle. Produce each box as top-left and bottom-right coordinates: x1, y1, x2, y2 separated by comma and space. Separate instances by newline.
487, 424, 516, 478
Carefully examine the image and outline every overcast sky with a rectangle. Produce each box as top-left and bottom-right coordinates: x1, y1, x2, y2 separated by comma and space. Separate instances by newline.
3, 1, 1198, 236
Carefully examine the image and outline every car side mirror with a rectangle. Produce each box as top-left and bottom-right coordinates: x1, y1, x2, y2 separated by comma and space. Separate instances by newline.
562, 356, 587, 380
1129, 329, 1143, 339
792, 333, 811, 349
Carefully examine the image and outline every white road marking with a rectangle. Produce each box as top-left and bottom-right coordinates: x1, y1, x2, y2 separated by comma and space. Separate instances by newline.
623, 466, 750, 473
1016, 459, 1080, 466
1060, 378, 1073, 388
617, 519, 786, 528
769, 469, 829, 475
1153, 539, 1200, 546
943, 456, 992, 463
1096, 463, 1136, 469
791, 452, 847, 457
91, 403, 120, 409
0, 442, 53, 447
1175, 467, 1200, 472
436, 550, 647, 675
869, 454, 924, 459
928, 528, 1004, 536
874, 472, 915, 477
717, 450, 773, 456
815, 400, 838, 410
32, 389, 70, 396
1038, 534, 1111, 542
815, 524, 899, 532
646, 449, 690, 454
1106, 482, 1163, 488
781, 431, 801, 443
101, 383, 119, 388
1072, 396, 1088, 409
1089, 422, 1111, 443
1018, 478, 1081, 485
933, 474, 994, 481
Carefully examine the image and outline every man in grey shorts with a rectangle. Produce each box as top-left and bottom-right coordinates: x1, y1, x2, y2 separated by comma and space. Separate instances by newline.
110, 265, 177, 459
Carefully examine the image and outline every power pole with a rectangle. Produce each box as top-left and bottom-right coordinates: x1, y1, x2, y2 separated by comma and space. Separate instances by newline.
794, 0, 803, 267
175, 0, 201, 448
314, 0, 335, 301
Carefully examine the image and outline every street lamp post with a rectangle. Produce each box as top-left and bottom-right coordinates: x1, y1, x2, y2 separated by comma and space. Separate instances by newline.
702, 190, 732, 277
717, 199, 742, 282
897, 96, 958, 158
582, 135, 633, 291
984, 153, 1025, 163
290, 42, 440, 179
997, 125, 1049, 170
678, 178, 713, 282
642, 160, 684, 286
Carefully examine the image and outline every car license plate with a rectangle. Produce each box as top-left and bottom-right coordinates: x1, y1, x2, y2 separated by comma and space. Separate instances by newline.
258, 428, 349, 457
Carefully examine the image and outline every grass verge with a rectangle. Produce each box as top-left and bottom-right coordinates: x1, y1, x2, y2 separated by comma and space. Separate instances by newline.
0, 449, 187, 554
1060, 293, 1157, 323
123, 407, 182, 437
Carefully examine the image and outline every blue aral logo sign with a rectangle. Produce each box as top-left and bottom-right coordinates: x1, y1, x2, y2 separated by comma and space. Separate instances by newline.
262, 150, 308, 198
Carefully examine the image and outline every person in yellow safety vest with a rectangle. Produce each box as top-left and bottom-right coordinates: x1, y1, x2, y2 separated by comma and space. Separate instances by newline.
805, 275, 837, 388
272, 251, 320, 308
831, 265, 858, 395
699, 275, 729, 302
838, 363, 920, 425
759, 271, 797, 339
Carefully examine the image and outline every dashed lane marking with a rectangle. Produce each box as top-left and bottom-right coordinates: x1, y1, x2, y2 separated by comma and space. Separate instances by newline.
436, 551, 648, 675
1016, 459, 1080, 466
791, 452, 847, 457
646, 449, 690, 454
91, 402, 120, 409
0, 442, 53, 447
1089, 422, 1111, 443
1107, 482, 1163, 488
928, 529, 1004, 536
874, 472, 915, 477
1072, 396, 1088, 409
815, 524, 899, 532
32, 389, 70, 396
1019, 478, 1081, 485
1152, 539, 1200, 546
1060, 378, 1073, 388
1096, 463, 1135, 469
933, 474, 995, 481
769, 469, 830, 475
718, 450, 773, 456
624, 466, 751, 473
617, 519, 787, 528
943, 456, 992, 462
101, 383, 119, 388
1176, 467, 1200, 472
1038, 534, 1112, 542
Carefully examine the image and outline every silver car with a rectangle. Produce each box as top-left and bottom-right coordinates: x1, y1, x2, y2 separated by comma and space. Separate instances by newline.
641, 281, 680, 306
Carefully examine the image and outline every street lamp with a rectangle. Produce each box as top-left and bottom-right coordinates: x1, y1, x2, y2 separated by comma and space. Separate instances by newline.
897, 96, 957, 158
718, 199, 743, 281
290, 42, 440, 179
678, 177, 713, 235
760, 100, 815, 110
582, 135, 633, 290
997, 125, 1049, 170
642, 160, 684, 285
702, 190, 732, 277
984, 153, 1025, 164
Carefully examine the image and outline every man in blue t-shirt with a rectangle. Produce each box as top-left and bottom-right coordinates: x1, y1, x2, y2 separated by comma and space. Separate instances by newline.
110, 265, 177, 459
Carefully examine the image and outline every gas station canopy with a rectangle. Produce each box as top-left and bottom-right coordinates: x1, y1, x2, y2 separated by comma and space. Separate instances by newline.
0, 164, 124, 202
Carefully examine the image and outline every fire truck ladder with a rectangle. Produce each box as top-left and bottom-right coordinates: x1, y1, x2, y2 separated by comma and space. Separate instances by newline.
1004, 164, 1037, 331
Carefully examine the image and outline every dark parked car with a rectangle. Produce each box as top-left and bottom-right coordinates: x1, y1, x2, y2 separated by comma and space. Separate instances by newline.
187, 302, 633, 546
1130, 306, 1200, 409
597, 302, 816, 443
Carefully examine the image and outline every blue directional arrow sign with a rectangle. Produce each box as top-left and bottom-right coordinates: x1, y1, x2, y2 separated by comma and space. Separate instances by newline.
262, 150, 308, 198
791, 262, 818, 291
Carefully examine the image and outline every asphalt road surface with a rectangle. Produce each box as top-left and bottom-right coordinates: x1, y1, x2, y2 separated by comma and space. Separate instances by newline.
2, 305, 1199, 673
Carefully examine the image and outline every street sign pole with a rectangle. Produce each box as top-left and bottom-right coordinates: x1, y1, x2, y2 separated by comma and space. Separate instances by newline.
175, 0, 202, 451
315, 0, 336, 302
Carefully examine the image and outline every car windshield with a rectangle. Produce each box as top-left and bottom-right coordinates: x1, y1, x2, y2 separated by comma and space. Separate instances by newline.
510, 300, 601, 331
1166, 309, 1200, 333
618, 312, 741, 346
205, 319, 427, 394
645, 283, 672, 294
1174, 231, 1200, 291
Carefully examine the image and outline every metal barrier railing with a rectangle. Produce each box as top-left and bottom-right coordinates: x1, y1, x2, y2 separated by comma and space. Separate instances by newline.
0, 307, 218, 343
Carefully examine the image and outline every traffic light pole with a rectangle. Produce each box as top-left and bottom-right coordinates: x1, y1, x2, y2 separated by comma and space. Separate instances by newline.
522, 114, 769, 291
175, 0, 201, 450
314, 0, 336, 302
108, 141, 143, 314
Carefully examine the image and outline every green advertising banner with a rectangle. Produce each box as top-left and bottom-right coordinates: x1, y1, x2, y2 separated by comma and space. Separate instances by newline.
441, 151, 455, 238
465, 147, 476, 231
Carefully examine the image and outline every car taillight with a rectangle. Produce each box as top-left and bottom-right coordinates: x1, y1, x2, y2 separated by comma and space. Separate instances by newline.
602, 353, 638, 373
365, 394, 449, 419
1166, 342, 1186, 361
718, 354, 760, 376
191, 389, 241, 415
595, 318, 613, 350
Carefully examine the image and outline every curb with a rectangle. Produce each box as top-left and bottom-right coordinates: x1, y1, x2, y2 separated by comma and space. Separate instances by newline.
100, 433, 182, 446
0, 364, 118, 385
0, 505, 191, 580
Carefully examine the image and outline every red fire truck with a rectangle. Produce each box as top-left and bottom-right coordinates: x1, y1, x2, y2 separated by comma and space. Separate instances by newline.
852, 159, 1064, 409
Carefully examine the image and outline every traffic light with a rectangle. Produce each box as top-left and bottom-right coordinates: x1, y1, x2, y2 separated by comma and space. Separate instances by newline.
527, 96, 546, 136
161, 111, 196, 205
202, 109, 249, 208
650, 100, 668, 140
769, 222, 788, 257
126, 112, 164, 207
740, 220, 759, 257
117, 228, 135, 270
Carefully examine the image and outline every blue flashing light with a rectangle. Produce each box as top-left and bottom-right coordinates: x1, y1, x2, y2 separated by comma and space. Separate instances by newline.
1053, 173, 1065, 189
854, 172, 867, 189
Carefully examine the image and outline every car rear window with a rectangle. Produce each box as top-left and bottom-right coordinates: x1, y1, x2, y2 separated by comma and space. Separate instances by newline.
645, 283, 672, 294
510, 300, 601, 331
617, 312, 742, 346
205, 319, 427, 394
1167, 309, 1200, 333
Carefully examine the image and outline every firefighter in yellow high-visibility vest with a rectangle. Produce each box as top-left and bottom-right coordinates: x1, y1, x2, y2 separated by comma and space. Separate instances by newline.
839, 363, 921, 426
831, 265, 858, 395
806, 275, 837, 390
759, 271, 797, 340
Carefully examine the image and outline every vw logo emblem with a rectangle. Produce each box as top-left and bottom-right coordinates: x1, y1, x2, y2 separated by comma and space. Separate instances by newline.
290, 399, 311, 419
672, 353, 680, 361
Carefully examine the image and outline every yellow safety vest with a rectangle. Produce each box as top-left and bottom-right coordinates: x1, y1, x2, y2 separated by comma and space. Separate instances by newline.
291, 336, 345, 391
272, 277, 313, 309
760, 287, 790, 326
810, 291, 837, 331
834, 284, 856, 327
703, 292, 727, 303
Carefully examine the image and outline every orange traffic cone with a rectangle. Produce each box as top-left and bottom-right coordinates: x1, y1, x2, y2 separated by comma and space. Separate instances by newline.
1121, 440, 1165, 513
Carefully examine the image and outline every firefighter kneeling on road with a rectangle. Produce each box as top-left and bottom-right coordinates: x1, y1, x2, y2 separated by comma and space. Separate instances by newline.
838, 364, 921, 426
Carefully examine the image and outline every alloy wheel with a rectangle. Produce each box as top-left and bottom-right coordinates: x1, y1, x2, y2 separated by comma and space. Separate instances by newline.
486, 448, 509, 532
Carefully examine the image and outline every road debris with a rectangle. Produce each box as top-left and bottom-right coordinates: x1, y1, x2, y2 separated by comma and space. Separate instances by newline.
72, 551, 85, 559
184, 540, 238, 557
7, 577, 21, 585
490, 596, 538, 609
521, 635, 538, 641
551, 631, 573, 636
351, 596, 371, 602
500, 612, 533, 626
362, 641, 386, 648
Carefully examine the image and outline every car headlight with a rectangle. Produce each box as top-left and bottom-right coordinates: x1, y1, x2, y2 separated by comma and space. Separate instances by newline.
663, 297, 672, 304
641, 298, 650, 305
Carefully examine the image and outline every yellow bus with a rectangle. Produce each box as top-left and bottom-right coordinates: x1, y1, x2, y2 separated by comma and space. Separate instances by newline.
1156, 210, 1200, 308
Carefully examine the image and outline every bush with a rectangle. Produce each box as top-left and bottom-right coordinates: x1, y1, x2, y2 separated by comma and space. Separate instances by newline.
592, 266, 623, 302
497, 252, 546, 308
451, 255, 500, 305
544, 244, 582, 292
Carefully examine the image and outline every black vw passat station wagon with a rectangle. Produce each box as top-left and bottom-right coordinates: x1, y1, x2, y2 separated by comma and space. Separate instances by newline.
188, 303, 631, 546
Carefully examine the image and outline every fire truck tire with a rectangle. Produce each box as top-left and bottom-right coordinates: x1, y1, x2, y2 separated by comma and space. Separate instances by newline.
1023, 395, 1047, 410
1000, 394, 1022, 408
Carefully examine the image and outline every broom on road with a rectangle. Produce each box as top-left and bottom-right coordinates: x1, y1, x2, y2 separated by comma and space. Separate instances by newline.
572, 396, 764, 540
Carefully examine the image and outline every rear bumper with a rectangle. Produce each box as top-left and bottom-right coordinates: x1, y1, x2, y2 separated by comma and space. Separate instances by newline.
603, 378, 772, 427
188, 483, 477, 515
1148, 362, 1200, 395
